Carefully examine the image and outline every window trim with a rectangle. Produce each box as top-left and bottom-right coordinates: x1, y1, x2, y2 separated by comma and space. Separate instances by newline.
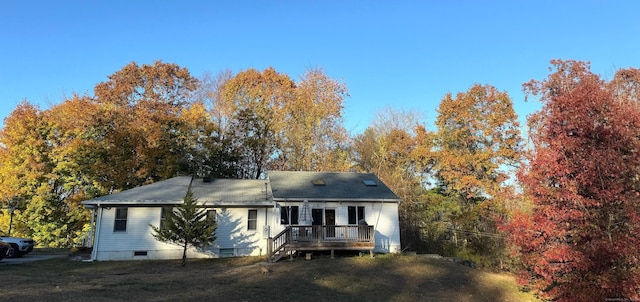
247, 209, 258, 231
114, 207, 128, 232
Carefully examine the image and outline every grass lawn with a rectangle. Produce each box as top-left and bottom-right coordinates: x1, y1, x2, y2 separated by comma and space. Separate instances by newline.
0, 253, 540, 302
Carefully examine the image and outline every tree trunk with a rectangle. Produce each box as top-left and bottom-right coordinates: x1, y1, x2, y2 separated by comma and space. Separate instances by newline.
182, 242, 188, 267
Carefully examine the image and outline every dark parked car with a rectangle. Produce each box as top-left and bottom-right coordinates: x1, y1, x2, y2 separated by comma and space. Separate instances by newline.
0, 241, 10, 261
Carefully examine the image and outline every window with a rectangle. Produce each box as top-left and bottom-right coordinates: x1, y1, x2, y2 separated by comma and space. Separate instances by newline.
207, 209, 217, 225
280, 206, 299, 225
348, 206, 366, 224
160, 207, 172, 229
247, 209, 257, 230
114, 207, 128, 232
363, 180, 377, 186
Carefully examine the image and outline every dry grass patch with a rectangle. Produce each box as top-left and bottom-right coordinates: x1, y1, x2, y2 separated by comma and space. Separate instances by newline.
0, 253, 539, 302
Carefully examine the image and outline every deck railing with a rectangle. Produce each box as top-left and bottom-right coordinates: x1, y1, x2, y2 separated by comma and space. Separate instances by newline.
268, 225, 374, 261
289, 225, 374, 242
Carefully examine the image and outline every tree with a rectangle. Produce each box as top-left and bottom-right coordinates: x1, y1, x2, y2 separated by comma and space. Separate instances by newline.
151, 188, 216, 266
279, 68, 350, 171
505, 60, 640, 301
0, 61, 208, 247
431, 84, 523, 266
352, 108, 433, 252
0, 101, 52, 239
1, 97, 103, 246
433, 84, 522, 199
218, 67, 295, 178
93, 61, 203, 188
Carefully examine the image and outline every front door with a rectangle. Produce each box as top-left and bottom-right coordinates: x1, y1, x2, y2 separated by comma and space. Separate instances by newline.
312, 209, 323, 239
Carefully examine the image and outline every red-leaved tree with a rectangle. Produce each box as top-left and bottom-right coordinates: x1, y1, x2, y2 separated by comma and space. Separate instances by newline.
504, 60, 640, 301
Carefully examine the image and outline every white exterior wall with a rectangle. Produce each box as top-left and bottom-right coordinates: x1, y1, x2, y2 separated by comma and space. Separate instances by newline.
92, 201, 400, 261
272, 201, 402, 254
338, 201, 401, 253
93, 206, 274, 261
370, 202, 402, 253
211, 207, 271, 257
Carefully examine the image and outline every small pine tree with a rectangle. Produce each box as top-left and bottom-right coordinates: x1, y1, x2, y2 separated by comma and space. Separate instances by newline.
150, 189, 216, 266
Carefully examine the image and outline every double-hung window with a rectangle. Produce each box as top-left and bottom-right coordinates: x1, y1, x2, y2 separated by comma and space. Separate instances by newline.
247, 210, 257, 230
114, 207, 128, 232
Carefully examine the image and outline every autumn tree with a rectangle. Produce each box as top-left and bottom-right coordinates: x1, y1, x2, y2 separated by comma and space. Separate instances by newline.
151, 188, 217, 266
279, 68, 351, 172
0, 101, 51, 239
93, 61, 203, 189
217, 68, 295, 179
0, 99, 94, 246
352, 108, 435, 251
505, 60, 640, 301
431, 84, 523, 265
0, 61, 209, 247
190, 70, 243, 178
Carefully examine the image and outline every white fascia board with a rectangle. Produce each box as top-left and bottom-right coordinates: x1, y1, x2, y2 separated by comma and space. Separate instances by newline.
273, 198, 401, 203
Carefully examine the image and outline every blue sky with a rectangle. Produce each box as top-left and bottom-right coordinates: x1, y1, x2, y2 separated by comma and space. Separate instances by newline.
1, 1, 639, 134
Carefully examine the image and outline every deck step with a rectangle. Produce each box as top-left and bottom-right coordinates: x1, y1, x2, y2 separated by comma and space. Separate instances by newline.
270, 250, 286, 263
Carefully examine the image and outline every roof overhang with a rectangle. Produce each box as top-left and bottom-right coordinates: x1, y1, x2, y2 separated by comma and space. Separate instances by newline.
82, 199, 276, 208
273, 198, 401, 203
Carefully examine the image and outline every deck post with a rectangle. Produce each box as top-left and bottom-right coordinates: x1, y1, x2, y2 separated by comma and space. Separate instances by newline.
330, 249, 334, 259
369, 249, 373, 257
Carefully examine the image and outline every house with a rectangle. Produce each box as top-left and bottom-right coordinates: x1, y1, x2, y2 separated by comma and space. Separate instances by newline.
82, 171, 402, 261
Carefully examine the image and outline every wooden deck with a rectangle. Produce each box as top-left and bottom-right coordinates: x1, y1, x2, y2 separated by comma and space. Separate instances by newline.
268, 225, 374, 262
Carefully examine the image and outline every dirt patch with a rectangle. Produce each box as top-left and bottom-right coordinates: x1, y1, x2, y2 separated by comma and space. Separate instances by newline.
0, 253, 539, 302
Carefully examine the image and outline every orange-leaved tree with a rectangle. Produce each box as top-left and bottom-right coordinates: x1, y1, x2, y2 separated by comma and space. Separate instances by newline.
432, 84, 523, 266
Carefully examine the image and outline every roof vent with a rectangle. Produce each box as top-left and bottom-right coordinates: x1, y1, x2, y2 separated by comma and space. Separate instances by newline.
363, 180, 377, 186
311, 179, 326, 186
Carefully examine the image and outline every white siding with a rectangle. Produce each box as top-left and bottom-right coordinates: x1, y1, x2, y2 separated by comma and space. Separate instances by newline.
93, 206, 273, 261
211, 208, 269, 256
370, 203, 401, 253
337, 201, 401, 253
92, 201, 400, 261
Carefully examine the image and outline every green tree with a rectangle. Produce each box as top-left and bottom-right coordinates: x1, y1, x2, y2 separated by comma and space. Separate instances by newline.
151, 189, 217, 266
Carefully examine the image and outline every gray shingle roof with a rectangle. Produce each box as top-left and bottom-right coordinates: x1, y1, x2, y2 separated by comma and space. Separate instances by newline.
82, 176, 191, 205
268, 171, 400, 202
82, 177, 274, 207
82, 171, 400, 207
